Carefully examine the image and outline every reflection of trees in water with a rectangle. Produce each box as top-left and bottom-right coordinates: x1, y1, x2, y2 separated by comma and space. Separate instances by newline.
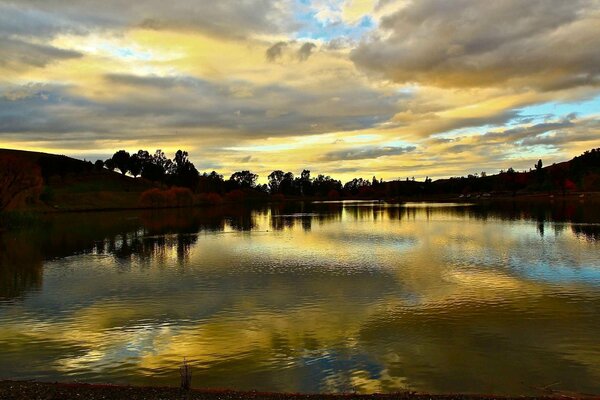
0, 232, 44, 300
4, 201, 599, 300
268, 203, 343, 231
571, 224, 600, 241
99, 230, 199, 265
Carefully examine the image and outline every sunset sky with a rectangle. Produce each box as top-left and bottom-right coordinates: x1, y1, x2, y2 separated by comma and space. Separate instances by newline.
1, 0, 599, 182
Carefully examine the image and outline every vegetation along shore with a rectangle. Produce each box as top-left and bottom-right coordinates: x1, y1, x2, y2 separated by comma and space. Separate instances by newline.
1, 147, 599, 215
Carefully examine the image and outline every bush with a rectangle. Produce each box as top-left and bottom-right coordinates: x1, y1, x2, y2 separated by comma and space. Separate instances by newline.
139, 188, 168, 208
0, 156, 43, 211
196, 192, 223, 205
139, 187, 194, 208
225, 189, 246, 203
168, 187, 193, 207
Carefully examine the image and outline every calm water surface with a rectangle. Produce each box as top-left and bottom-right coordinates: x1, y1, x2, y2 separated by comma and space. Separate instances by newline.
1, 201, 600, 395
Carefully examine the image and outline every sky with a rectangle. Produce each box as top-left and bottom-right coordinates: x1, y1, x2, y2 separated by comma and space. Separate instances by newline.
1, 0, 599, 182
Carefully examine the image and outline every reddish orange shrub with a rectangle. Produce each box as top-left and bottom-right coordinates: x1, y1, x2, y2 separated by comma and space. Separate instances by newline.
225, 189, 246, 203
139, 187, 194, 208
139, 188, 168, 208
167, 187, 193, 207
196, 192, 223, 205
0, 156, 43, 210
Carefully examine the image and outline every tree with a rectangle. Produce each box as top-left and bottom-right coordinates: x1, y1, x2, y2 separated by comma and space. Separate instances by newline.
104, 158, 116, 172
141, 162, 164, 182
153, 150, 173, 174
535, 159, 543, 171
111, 150, 131, 176
94, 160, 104, 170
229, 171, 258, 189
313, 174, 342, 197
297, 169, 313, 196
171, 150, 199, 189
268, 170, 285, 194
129, 154, 143, 178
280, 172, 296, 195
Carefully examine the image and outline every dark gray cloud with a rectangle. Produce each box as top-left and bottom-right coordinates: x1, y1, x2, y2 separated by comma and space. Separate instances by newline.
0, 74, 401, 146
0, 37, 82, 69
297, 42, 317, 61
0, 0, 295, 40
477, 120, 575, 144
266, 42, 288, 62
319, 145, 416, 162
351, 0, 600, 89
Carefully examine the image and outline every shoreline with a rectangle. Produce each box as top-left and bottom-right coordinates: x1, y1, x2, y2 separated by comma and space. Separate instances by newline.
0, 380, 596, 400
6, 191, 600, 215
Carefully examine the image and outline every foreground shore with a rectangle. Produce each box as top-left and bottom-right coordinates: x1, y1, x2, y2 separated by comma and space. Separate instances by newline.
0, 381, 596, 400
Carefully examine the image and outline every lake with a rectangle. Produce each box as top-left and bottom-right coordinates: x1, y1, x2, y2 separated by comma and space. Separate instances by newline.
1, 201, 600, 395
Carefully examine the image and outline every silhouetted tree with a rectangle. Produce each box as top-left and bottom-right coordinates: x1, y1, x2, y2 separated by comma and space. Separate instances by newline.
297, 169, 313, 196
313, 174, 342, 197
268, 170, 285, 194
344, 178, 370, 195
142, 162, 164, 182
171, 150, 199, 189
104, 158, 116, 172
111, 150, 131, 176
229, 170, 258, 189
129, 154, 143, 178
94, 160, 104, 171
153, 150, 173, 174
280, 172, 296, 195
198, 171, 225, 193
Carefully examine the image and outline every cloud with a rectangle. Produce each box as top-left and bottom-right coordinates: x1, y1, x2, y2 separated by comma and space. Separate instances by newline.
477, 120, 575, 144
319, 145, 416, 161
0, 0, 296, 40
266, 42, 288, 62
0, 73, 401, 143
351, 0, 600, 90
297, 42, 317, 61
0, 37, 82, 69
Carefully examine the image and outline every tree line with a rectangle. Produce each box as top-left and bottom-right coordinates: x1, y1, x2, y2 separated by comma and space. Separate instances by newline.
99, 147, 600, 200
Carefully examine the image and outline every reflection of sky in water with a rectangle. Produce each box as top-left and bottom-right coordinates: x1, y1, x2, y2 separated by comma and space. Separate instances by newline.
0, 203, 600, 395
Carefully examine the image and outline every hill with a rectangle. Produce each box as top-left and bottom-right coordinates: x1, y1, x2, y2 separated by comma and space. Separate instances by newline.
0, 148, 153, 212
2, 147, 600, 213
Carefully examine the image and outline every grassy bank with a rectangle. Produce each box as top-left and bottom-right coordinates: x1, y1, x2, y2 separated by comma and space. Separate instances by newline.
0, 381, 593, 400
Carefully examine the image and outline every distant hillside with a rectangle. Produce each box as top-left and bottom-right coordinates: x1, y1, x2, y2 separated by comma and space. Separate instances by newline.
2, 147, 600, 213
0, 148, 153, 212
419, 148, 600, 197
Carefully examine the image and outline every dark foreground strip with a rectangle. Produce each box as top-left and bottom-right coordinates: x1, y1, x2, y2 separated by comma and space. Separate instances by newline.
0, 381, 596, 400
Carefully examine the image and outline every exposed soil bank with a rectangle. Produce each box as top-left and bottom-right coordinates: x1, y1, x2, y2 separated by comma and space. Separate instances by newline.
0, 381, 596, 400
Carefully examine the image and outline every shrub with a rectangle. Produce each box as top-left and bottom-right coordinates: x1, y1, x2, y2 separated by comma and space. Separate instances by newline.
225, 189, 246, 203
0, 156, 43, 211
168, 187, 193, 207
196, 192, 223, 205
139, 188, 167, 208
139, 187, 194, 208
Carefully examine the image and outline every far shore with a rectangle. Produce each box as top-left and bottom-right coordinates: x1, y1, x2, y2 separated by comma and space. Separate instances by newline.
6, 191, 600, 215
0, 380, 596, 400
